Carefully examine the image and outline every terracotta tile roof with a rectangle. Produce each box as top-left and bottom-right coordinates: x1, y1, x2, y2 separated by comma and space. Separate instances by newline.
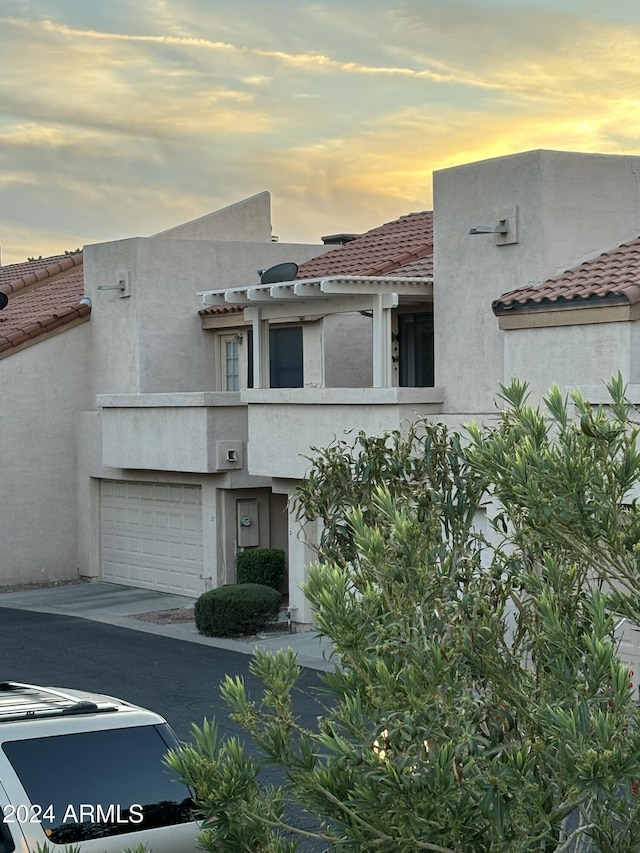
0, 253, 89, 356
202, 305, 244, 316
387, 253, 433, 278
494, 237, 640, 314
200, 210, 433, 316
297, 211, 433, 279
0, 252, 83, 295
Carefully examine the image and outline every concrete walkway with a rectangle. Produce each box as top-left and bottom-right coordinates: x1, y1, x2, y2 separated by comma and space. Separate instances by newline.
0, 582, 334, 672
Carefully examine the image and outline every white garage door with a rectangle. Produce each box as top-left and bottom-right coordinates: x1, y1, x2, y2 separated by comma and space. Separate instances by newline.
101, 481, 204, 596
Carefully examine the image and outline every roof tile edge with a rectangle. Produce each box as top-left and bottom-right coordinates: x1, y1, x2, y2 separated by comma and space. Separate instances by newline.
0, 252, 83, 298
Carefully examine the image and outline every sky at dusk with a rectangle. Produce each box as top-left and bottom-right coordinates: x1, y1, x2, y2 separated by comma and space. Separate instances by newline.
2, 0, 640, 264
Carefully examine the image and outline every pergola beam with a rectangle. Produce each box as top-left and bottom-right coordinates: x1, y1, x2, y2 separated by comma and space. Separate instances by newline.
199, 275, 433, 390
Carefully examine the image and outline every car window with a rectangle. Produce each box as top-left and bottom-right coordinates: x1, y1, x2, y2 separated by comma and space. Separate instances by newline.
2, 724, 193, 844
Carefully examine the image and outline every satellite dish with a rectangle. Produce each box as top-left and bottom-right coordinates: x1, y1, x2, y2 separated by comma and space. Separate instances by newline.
0, 293, 8, 310
258, 262, 298, 285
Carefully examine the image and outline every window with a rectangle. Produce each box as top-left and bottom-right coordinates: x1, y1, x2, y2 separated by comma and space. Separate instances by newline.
398, 312, 434, 387
2, 724, 193, 844
247, 326, 304, 389
270, 327, 303, 388
221, 335, 240, 391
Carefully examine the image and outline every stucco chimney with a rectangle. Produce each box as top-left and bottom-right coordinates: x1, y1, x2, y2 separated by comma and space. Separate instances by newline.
321, 233, 359, 246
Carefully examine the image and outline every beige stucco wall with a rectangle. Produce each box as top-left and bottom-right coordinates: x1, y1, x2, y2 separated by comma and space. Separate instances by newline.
152, 191, 273, 242
243, 388, 445, 480
76, 405, 273, 588
1, 323, 91, 584
77, 193, 328, 592
631, 323, 640, 384
504, 322, 631, 402
433, 150, 640, 413
98, 393, 248, 473
323, 313, 373, 388
84, 237, 326, 396
78, 233, 327, 583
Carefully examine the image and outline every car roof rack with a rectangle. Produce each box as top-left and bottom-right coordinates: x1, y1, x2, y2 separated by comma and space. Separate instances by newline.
0, 681, 119, 722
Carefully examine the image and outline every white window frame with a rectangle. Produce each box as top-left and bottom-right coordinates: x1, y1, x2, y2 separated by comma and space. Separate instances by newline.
218, 332, 246, 391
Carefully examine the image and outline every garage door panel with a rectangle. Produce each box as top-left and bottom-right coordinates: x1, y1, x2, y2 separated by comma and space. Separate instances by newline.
101, 481, 204, 596
169, 542, 183, 560
102, 505, 115, 524
181, 572, 203, 596
127, 564, 142, 582
169, 514, 185, 533
184, 544, 200, 562
183, 514, 199, 533
127, 537, 141, 555
141, 538, 154, 556
154, 539, 169, 558
113, 560, 130, 582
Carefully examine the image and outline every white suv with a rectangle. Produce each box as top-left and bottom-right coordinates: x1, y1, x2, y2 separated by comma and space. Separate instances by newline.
0, 681, 199, 852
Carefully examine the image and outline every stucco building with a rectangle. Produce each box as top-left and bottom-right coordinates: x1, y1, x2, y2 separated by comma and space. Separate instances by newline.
3, 149, 640, 650
0, 252, 89, 585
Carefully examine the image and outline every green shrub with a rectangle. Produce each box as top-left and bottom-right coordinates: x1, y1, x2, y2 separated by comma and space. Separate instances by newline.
171, 376, 640, 852
36, 843, 150, 852
195, 583, 281, 637
236, 548, 286, 590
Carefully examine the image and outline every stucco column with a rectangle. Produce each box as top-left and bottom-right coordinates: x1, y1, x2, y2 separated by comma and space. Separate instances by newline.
286, 497, 319, 626
371, 292, 398, 387
201, 482, 221, 591
246, 307, 270, 388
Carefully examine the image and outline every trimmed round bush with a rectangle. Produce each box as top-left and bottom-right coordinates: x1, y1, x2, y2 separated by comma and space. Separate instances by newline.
195, 583, 282, 637
236, 548, 286, 590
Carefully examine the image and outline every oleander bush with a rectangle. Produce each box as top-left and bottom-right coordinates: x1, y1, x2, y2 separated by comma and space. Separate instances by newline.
37, 844, 150, 852
236, 548, 286, 590
195, 583, 281, 637
171, 375, 640, 852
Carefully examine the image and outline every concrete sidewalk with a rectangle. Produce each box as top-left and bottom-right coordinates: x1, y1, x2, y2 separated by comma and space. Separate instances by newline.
0, 581, 334, 672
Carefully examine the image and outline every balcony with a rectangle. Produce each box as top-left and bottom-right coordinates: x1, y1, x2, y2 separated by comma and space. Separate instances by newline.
98, 393, 247, 473
241, 386, 445, 480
